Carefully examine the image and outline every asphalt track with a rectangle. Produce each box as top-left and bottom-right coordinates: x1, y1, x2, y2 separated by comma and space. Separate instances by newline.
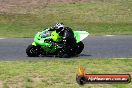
0, 36, 132, 60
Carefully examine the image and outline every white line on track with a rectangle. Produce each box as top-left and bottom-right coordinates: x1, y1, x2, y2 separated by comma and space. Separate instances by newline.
104, 35, 115, 37
0, 38, 5, 39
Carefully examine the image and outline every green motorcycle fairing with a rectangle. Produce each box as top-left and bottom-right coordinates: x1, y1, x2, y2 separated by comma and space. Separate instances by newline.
32, 30, 62, 54
51, 31, 62, 42
74, 31, 89, 43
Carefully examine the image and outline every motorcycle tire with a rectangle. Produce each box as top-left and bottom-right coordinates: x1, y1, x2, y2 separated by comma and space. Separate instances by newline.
76, 41, 84, 55
26, 45, 40, 57
57, 49, 70, 58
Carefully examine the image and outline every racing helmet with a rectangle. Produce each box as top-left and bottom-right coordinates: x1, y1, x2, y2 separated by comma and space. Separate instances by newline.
55, 23, 64, 33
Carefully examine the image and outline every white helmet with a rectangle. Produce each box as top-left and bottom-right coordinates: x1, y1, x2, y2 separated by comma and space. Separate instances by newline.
55, 23, 64, 30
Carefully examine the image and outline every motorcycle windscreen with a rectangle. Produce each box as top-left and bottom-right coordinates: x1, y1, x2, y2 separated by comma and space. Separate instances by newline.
74, 31, 89, 43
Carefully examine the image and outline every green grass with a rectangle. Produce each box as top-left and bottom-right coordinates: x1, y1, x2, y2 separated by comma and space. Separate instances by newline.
0, 58, 132, 88
0, 0, 132, 37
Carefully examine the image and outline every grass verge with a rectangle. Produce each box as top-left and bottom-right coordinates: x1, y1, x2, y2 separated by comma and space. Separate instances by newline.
0, 0, 132, 37
0, 58, 132, 88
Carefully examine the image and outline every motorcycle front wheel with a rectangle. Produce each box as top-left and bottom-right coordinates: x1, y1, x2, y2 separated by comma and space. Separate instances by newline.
26, 45, 41, 57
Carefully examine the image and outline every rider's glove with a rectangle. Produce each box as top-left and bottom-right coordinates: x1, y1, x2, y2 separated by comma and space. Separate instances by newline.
52, 42, 58, 46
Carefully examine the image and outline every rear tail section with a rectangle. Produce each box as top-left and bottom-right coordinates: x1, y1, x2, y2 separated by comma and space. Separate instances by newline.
74, 31, 89, 43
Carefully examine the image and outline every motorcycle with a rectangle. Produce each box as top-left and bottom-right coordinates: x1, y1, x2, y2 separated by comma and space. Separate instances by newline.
26, 28, 89, 58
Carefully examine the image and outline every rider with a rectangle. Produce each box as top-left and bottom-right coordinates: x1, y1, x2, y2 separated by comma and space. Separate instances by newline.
48, 23, 76, 52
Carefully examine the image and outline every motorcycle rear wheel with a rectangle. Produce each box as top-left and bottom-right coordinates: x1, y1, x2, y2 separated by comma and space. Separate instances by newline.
76, 41, 84, 55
